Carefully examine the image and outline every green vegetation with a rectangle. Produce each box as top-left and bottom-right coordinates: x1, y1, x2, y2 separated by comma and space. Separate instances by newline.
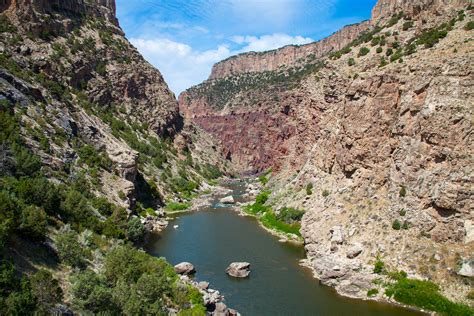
276, 207, 305, 223
367, 288, 379, 297
373, 255, 385, 274
398, 208, 406, 216
260, 211, 301, 236
69, 245, 205, 315
376, 47, 383, 54
258, 174, 269, 185
347, 58, 356, 66
403, 21, 414, 31
306, 183, 313, 195
166, 201, 191, 212
358, 47, 370, 57
399, 185, 407, 197
392, 219, 401, 230
385, 272, 473, 315
465, 21, 474, 31
322, 189, 330, 197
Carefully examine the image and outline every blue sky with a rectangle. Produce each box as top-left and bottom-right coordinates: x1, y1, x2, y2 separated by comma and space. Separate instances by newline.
116, 0, 377, 95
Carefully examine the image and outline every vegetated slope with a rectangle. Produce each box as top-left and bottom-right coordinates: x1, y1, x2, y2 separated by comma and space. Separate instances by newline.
0, 0, 229, 314
180, 0, 474, 310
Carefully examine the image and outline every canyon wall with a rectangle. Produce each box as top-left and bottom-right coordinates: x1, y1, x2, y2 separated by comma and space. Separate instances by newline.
180, 0, 474, 304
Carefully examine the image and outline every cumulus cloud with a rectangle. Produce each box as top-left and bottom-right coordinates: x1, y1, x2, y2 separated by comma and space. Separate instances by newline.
131, 38, 232, 95
232, 33, 313, 52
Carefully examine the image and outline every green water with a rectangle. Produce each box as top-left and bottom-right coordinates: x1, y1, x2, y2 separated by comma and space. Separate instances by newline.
145, 182, 422, 316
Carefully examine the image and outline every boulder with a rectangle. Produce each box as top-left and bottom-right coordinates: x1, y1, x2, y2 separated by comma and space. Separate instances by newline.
220, 196, 235, 204
330, 226, 344, 244
457, 258, 474, 277
198, 281, 209, 290
346, 243, 364, 259
226, 262, 250, 278
174, 262, 195, 275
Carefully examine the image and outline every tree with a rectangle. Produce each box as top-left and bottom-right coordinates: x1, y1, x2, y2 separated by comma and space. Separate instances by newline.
127, 217, 145, 243
55, 231, 86, 268
30, 269, 62, 313
71, 270, 118, 314
19, 205, 47, 240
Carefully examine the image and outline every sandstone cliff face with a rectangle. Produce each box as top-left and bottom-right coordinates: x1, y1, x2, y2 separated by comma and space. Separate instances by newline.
180, 0, 473, 304
209, 22, 370, 80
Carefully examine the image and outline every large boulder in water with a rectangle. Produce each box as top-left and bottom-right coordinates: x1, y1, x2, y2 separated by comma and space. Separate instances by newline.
220, 196, 235, 204
174, 262, 195, 275
226, 262, 250, 278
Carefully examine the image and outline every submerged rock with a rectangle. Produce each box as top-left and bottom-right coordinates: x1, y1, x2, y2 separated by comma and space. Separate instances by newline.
174, 262, 195, 275
226, 262, 250, 278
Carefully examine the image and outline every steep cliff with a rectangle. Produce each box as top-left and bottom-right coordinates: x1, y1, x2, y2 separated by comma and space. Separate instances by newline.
180, 0, 474, 308
0, 0, 230, 314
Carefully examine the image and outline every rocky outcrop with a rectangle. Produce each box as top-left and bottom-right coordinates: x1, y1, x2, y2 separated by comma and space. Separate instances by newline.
226, 262, 251, 278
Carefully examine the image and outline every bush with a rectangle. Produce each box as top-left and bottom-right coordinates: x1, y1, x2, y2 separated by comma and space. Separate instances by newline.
386, 48, 393, 56
276, 207, 305, 223
71, 270, 118, 314
255, 191, 269, 204
30, 269, 62, 313
465, 21, 474, 31
258, 175, 269, 185
127, 217, 145, 242
392, 219, 401, 230
19, 205, 47, 240
403, 21, 414, 31
358, 47, 370, 57
376, 47, 383, 54
347, 58, 355, 66
56, 231, 86, 268
399, 185, 407, 197
373, 255, 385, 274
322, 189, 330, 197
306, 183, 313, 195
398, 208, 406, 216
401, 220, 409, 230
385, 277, 473, 315
367, 288, 379, 297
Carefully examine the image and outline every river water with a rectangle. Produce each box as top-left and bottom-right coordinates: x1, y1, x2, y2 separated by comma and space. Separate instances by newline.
145, 181, 421, 316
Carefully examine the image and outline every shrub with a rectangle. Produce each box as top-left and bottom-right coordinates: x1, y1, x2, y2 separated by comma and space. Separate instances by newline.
373, 255, 385, 274
71, 270, 118, 314
127, 217, 145, 242
399, 185, 407, 197
402, 221, 409, 230
56, 231, 86, 268
255, 191, 269, 204
403, 21, 414, 31
465, 21, 474, 31
322, 189, 330, 197
358, 47, 370, 57
376, 47, 383, 54
386, 48, 393, 56
276, 207, 305, 223
258, 175, 269, 185
30, 269, 63, 313
347, 58, 355, 66
416, 27, 448, 48
367, 288, 379, 297
19, 205, 47, 240
392, 219, 401, 230
385, 277, 473, 315
200, 163, 222, 180
398, 208, 406, 216
306, 183, 313, 195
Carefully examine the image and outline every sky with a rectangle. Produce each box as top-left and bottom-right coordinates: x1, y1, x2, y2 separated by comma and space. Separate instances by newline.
116, 0, 377, 96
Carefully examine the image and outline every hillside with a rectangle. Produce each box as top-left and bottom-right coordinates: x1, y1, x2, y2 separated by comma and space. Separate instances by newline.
0, 0, 231, 314
179, 0, 474, 309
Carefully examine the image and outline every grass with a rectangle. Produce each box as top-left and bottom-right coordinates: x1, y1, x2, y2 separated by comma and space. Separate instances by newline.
165, 202, 191, 212
385, 275, 473, 315
260, 211, 301, 237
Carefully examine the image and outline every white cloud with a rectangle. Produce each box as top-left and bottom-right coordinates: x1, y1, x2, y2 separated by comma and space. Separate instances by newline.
233, 33, 313, 52
131, 38, 232, 95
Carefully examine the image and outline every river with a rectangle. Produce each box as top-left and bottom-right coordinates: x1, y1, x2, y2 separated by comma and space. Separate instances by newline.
145, 181, 421, 315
